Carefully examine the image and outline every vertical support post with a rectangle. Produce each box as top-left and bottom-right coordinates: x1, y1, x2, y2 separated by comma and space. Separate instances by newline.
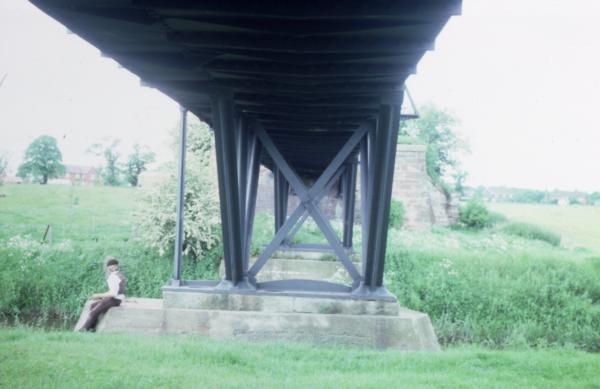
361, 99, 402, 294
242, 131, 261, 271
359, 134, 370, 276
171, 106, 187, 286
282, 179, 289, 222
273, 167, 281, 232
274, 168, 289, 233
342, 159, 358, 249
237, 116, 248, 237
212, 91, 251, 288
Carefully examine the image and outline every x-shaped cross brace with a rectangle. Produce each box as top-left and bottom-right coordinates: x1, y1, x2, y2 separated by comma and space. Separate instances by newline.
247, 119, 370, 286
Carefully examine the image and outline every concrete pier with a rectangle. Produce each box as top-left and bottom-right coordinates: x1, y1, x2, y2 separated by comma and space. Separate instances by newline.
94, 295, 440, 351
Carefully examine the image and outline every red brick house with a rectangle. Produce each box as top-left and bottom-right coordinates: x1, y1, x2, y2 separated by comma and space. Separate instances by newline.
64, 165, 98, 185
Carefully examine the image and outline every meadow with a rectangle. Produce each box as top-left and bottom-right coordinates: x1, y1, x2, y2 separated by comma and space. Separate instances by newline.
1, 328, 599, 389
489, 202, 600, 252
1, 184, 599, 387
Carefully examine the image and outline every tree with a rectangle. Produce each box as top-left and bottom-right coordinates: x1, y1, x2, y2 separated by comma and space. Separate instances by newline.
136, 116, 221, 261
17, 135, 65, 184
453, 171, 468, 197
125, 144, 156, 187
399, 104, 468, 190
88, 139, 122, 186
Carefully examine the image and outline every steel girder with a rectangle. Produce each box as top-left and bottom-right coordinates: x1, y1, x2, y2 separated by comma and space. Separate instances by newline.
174, 92, 403, 299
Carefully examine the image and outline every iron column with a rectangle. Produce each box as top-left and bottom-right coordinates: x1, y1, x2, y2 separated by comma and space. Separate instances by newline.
171, 106, 187, 286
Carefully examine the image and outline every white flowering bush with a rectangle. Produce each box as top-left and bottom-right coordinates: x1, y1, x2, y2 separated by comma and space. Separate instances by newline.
135, 118, 222, 261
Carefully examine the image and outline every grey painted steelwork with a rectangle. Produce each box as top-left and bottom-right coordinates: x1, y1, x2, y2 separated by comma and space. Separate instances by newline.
30, 0, 461, 300
171, 107, 187, 286
342, 159, 358, 249
248, 121, 369, 286
212, 92, 251, 289
356, 101, 403, 297
273, 168, 289, 234
242, 131, 261, 271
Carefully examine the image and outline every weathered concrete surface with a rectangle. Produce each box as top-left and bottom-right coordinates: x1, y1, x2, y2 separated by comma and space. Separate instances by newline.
93, 295, 440, 351
163, 290, 400, 316
95, 298, 164, 335
161, 307, 440, 351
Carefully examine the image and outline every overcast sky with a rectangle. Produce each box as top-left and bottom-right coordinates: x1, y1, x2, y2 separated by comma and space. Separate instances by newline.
1, 0, 599, 192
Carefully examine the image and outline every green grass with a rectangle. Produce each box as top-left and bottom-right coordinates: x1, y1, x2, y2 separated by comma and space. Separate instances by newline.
1, 184, 599, 351
488, 202, 600, 252
384, 228, 600, 350
0, 184, 143, 242
502, 222, 561, 246
1, 328, 599, 389
0, 184, 219, 327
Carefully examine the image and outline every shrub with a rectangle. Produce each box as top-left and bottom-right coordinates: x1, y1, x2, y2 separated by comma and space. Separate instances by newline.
0, 236, 219, 327
458, 197, 492, 229
136, 118, 221, 261
385, 246, 600, 351
388, 199, 405, 229
503, 222, 561, 247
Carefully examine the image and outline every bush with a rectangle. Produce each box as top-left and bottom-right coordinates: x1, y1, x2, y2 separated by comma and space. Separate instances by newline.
385, 247, 600, 351
136, 118, 221, 261
458, 197, 492, 229
503, 222, 561, 247
0, 236, 219, 327
388, 199, 405, 230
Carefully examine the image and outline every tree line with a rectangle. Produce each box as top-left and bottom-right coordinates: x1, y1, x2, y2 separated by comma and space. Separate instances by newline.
12, 135, 154, 187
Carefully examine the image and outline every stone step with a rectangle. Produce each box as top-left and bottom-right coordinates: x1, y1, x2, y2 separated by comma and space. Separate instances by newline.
162, 306, 440, 351
220, 257, 359, 282
163, 289, 399, 316
93, 298, 164, 335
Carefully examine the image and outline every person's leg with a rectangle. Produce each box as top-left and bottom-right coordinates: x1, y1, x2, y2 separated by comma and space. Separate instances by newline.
82, 298, 121, 331
89, 300, 102, 311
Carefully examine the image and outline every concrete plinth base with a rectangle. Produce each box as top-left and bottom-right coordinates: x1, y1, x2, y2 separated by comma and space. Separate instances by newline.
89, 293, 440, 351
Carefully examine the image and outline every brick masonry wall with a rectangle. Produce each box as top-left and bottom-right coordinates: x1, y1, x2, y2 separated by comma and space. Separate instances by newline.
255, 167, 342, 219
391, 144, 458, 228
255, 144, 458, 228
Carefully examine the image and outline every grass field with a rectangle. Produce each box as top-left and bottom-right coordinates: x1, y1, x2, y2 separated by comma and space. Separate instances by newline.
1, 328, 599, 389
488, 202, 600, 252
1, 184, 599, 387
0, 184, 144, 242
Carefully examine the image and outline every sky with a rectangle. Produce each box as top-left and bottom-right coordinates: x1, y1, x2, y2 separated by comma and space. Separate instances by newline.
1, 0, 599, 192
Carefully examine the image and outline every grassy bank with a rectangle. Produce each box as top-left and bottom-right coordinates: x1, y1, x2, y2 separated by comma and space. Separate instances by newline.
0, 184, 219, 327
1, 184, 599, 351
488, 202, 600, 252
0, 184, 142, 241
385, 228, 600, 350
1, 328, 599, 389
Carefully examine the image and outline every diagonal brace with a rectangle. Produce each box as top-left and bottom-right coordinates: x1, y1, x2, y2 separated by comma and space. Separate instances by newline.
248, 120, 369, 283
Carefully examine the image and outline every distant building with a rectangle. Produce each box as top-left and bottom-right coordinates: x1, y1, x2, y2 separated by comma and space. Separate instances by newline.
62, 165, 98, 185
3, 175, 22, 184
